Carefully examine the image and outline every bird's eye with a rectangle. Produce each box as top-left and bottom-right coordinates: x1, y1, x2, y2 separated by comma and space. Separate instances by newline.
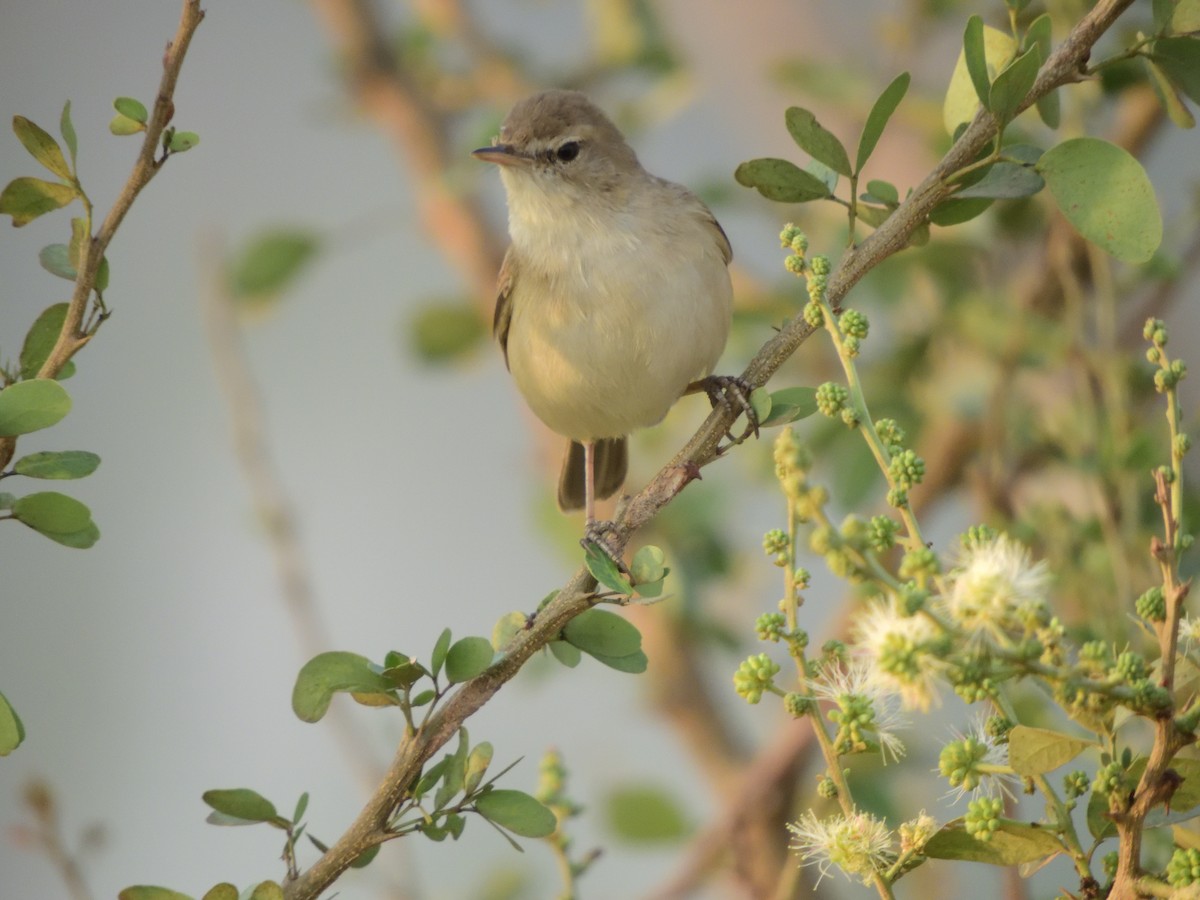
555, 141, 581, 162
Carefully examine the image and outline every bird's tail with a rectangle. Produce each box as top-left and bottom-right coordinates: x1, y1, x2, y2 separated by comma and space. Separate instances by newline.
557, 437, 627, 512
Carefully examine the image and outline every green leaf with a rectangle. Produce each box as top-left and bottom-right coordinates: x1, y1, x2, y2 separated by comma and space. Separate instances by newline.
563, 608, 641, 659
760, 386, 817, 427
414, 757, 450, 799
19, 304, 72, 379
734, 158, 831, 203
491, 611, 527, 651
96, 254, 110, 293
784, 107, 852, 177
630, 545, 666, 585
548, 640, 582, 668
856, 72, 910, 172
1036, 137, 1163, 263
200, 886, 238, 900
1174, 0, 1200, 32
0, 379, 71, 436
349, 844, 380, 868
410, 301, 486, 363
924, 819, 1063, 865
0, 176, 77, 226
805, 159, 839, 195
13, 116, 73, 181
945, 25, 1018, 133
168, 131, 200, 153
989, 47, 1041, 126
474, 789, 557, 838
39, 244, 76, 280
228, 229, 320, 302
380, 653, 428, 689
955, 151, 1045, 199
0, 690, 25, 756
1007, 725, 1094, 776
431, 627, 452, 677
247, 883, 283, 900
13, 451, 100, 480
864, 179, 899, 205
1036, 85, 1061, 129
202, 788, 279, 824
60, 101, 78, 166
583, 542, 634, 594
1150, 37, 1200, 104
605, 784, 690, 842
291, 651, 390, 723
114, 96, 148, 124
963, 16, 993, 110
464, 741, 494, 793
1026, 13, 1052, 62
445, 636, 494, 683
11, 494, 93, 542
118, 889, 194, 900
929, 197, 994, 226
109, 114, 145, 136
1145, 56, 1196, 129
293, 792, 309, 823
585, 649, 649, 674
435, 729, 470, 808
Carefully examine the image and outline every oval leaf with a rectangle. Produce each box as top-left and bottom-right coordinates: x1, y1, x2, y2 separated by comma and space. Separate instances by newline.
585, 649, 649, 674
39, 244, 76, 281
229, 229, 320, 301
0, 176, 78, 226
785, 107, 852, 177
292, 651, 390, 723
202, 788, 278, 823
474, 789, 557, 838
410, 301, 486, 363
548, 640, 581, 668
0, 690, 26, 756
583, 542, 633, 594
60, 101, 78, 165
761, 386, 818, 427
605, 784, 690, 842
431, 627, 452, 677
12, 491, 93, 536
13, 116, 73, 180
13, 450, 100, 480
857, 72, 910, 172
444, 636, 494, 683
168, 131, 200, 153
118, 889, 194, 900
109, 114, 145, 136
945, 25, 1017, 134
563, 609, 642, 659
19, 304, 70, 379
1036, 137, 1163, 263
201, 886, 238, 900
963, 16, 992, 109
113, 96, 148, 124
1007, 725, 1094, 776
924, 819, 1063, 865
734, 158, 831, 203
0, 379, 71, 436
630, 545, 666, 585
247, 883, 283, 900
988, 46, 1041, 126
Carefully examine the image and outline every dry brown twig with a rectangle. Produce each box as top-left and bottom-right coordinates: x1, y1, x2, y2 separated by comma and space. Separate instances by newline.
281, 1, 1140, 896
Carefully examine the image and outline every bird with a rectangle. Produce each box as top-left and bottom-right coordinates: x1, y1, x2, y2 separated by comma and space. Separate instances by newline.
473, 90, 748, 553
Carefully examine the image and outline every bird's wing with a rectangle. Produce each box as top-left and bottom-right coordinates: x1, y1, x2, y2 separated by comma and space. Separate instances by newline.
493, 246, 516, 370
702, 206, 733, 266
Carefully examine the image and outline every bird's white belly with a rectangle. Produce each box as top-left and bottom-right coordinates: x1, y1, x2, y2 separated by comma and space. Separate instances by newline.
506, 248, 732, 442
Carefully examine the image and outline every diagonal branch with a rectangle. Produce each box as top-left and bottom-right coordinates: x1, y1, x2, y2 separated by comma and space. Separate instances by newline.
282, 2, 1137, 896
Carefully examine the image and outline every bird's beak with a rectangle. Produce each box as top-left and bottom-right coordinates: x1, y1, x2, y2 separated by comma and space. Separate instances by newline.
472, 144, 531, 167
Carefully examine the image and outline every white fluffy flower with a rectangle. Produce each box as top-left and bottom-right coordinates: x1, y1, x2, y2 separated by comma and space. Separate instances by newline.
787, 808, 894, 885
852, 597, 944, 712
811, 657, 910, 763
941, 534, 1050, 645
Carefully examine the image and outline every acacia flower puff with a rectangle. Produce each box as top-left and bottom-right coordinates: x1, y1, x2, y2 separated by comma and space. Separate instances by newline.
787, 808, 894, 885
811, 657, 910, 763
940, 534, 1051, 645
851, 597, 945, 712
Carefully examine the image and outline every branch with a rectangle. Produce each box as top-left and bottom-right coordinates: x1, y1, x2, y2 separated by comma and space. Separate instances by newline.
282, 2, 1138, 895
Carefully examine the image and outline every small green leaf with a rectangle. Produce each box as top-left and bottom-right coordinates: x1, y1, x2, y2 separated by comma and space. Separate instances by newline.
410, 301, 486, 363
491, 611, 527, 651
19, 304, 71, 379
247, 883, 283, 900
924, 819, 1063, 865
630, 545, 666, 585
583, 543, 634, 594
202, 788, 279, 824
200, 885, 238, 900
586, 649, 649, 674
435, 729, 470, 808
0, 690, 26, 756
293, 792, 309, 823
734, 158, 831, 203
955, 152, 1045, 199
1007, 725, 1094, 776
0, 379, 72, 436
605, 785, 690, 842
564, 609, 642, 658
38, 520, 100, 549
431, 627, 452, 677
0, 176, 77, 226
1026, 13, 1052, 62
414, 757, 450, 798
445, 636, 494, 683
60, 101, 78, 166
380, 654, 428, 689
1150, 37, 1200, 104
1173, 0, 1200, 32
548, 640, 582, 668
39, 244, 76, 281
168, 131, 200, 153
291, 651, 390, 723
1036, 137, 1163, 263
989, 46, 1040, 126
109, 114, 145, 136
114, 96, 148, 124
12, 491, 93, 536
1036, 86, 1061, 129
856, 72, 910, 172
13, 116, 73, 181
1145, 56, 1196, 129
864, 179, 899, 205
228, 229, 320, 302
349, 845, 380, 868
464, 741, 494, 793
96, 254, 110, 293
945, 25, 1018, 133
118, 888, 194, 900
963, 16, 993, 110
474, 789, 557, 838
13, 450, 100, 480
785, 107, 852, 177
929, 197, 994, 226
760, 386, 817, 427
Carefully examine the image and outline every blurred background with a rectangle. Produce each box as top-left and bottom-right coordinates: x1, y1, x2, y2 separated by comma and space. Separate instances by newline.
2, 1, 1197, 898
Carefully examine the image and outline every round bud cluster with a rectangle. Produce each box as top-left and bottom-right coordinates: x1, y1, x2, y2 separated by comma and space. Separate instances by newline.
763, 528, 789, 566
868, 515, 900, 552
985, 715, 1014, 743
733, 653, 780, 705
816, 774, 839, 799
874, 418, 906, 449
900, 583, 929, 616
1168, 848, 1200, 888
961, 524, 997, 549
886, 486, 909, 509
1078, 640, 1114, 675
1112, 651, 1148, 683
964, 796, 1003, 842
888, 448, 925, 489
794, 567, 812, 590
938, 737, 989, 794
840, 309, 869, 339
1177, 433, 1193, 459
1135, 586, 1166, 622
1155, 360, 1188, 392
1132, 680, 1172, 713
756, 612, 787, 642
803, 301, 824, 328
779, 223, 808, 254
807, 255, 830, 305
952, 658, 998, 702
840, 407, 860, 428
785, 691, 815, 718
823, 639, 848, 662
785, 254, 806, 276
815, 382, 849, 417
829, 693, 876, 755
1143, 317, 1168, 348
899, 547, 940, 581
1063, 770, 1090, 800
1093, 760, 1129, 799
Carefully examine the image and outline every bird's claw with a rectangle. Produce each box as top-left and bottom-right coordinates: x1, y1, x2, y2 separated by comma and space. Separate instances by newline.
701, 374, 760, 448
581, 520, 628, 575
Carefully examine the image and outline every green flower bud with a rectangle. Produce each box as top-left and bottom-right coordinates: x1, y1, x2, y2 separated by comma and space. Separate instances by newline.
733, 653, 781, 705
816, 774, 839, 799
803, 300, 824, 328
815, 382, 849, 417
756, 612, 787, 642
1168, 847, 1200, 887
1135, 586, 1166, 623
888, 449, 925, 488
785, 691, 815, 718
964, 796, 1003, 842
840, 309, 869, 339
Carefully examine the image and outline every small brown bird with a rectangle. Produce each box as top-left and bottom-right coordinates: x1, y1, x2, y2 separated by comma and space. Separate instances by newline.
474, 90, 745, 546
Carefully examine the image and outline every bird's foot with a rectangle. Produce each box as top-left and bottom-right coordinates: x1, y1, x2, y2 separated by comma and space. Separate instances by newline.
699, 374, 760, 449
581, 519, 628, 575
